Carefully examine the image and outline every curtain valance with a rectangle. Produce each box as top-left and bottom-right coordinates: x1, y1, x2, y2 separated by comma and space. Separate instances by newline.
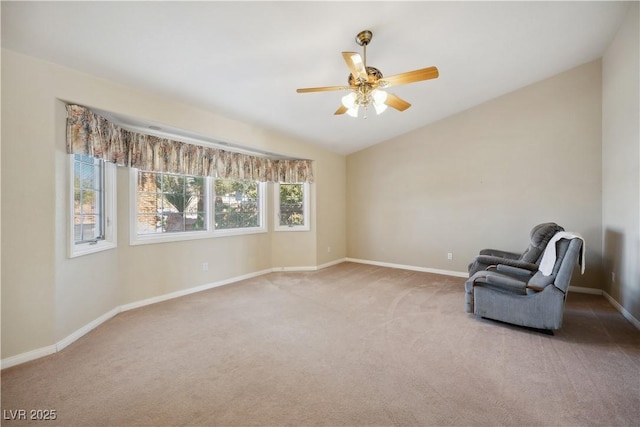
65, 105, 313, 183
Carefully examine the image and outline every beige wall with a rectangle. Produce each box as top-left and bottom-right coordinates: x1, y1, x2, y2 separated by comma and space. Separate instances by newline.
347, 60, 604, 288
315, 151, 347, 267
2, 52, 58, 357
1, 49, 346, 360
602, 2, 640, 321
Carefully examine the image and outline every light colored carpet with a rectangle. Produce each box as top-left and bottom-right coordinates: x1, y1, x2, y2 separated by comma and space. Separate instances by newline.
2, 262, 640, 426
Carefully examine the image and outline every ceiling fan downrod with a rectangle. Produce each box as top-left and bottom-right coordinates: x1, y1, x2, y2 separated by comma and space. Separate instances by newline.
356, 30, 373, 69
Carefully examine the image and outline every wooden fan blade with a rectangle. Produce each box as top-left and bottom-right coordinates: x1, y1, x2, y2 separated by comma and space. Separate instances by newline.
297, 86, 347, 93
334, 105, 348, 115
385, 93, 411, 111
380, 66, 439, 87
342, 52, 368, 82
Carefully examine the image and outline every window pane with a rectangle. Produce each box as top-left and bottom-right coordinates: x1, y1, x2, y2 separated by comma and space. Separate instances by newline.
279, 183, 305, 226
74, 189, 82, 213
137, 214, 161, 234
81, 189, 98, 214
164, 213, 185, 232
77, 153, 94, 163
73, 154, 104, 243
138, 191, 162, 214
136, 171, 207, 235
75, 215, 99, 241
138, 171, 159, 192
214, 179, 260, 230
80, 162, 96, 188
185, 212, 206, 231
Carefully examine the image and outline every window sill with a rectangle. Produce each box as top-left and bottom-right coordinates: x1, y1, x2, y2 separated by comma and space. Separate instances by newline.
130, 227, 267, 246
274, 225, 310, 232
69, 241, 117, 258
211, 227, 268, 238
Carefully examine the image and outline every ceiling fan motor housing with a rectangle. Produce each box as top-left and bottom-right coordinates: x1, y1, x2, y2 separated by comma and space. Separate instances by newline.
348, 66, 383, 86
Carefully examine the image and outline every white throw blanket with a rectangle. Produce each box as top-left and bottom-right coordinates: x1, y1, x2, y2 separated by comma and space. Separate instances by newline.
538, 231, 585, 276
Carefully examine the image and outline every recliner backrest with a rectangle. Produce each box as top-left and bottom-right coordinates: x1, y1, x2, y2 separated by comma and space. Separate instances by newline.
553, 238, 583, 293
527, 238, 582, 293
520, 222, 565, 263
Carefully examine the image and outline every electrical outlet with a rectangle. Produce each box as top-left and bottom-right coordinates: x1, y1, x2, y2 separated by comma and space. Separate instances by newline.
447, 253, 453, 260
327, 246, 331, 253
611, 271, 615, 283
202, 262, 209, 272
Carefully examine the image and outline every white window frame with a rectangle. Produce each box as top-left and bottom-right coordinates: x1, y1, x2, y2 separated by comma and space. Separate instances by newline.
274, 182, 310, 232
68, 154, 117, 258
129, 169, 267, 245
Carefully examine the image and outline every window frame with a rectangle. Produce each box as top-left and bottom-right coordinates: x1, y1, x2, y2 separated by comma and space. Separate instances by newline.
68, 154, 117, 258
129, 169, 267, 245
274, 182, 310, 232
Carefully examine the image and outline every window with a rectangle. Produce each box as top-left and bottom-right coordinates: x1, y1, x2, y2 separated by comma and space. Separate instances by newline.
136, 171, 207, 235
213, 178, 266, 235
69, 154, 116, 257
130, 171, 266, 244
274, 182, 310, 231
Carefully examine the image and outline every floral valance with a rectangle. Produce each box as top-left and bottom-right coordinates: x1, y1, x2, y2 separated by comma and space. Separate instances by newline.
65, 104, 313, 183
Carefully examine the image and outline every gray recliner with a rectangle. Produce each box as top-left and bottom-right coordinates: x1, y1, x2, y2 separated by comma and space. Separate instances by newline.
465, 237, 583, 331
467, 222, 565, 276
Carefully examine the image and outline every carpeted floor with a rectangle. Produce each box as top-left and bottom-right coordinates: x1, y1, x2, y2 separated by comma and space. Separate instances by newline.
2, 262, 639, 426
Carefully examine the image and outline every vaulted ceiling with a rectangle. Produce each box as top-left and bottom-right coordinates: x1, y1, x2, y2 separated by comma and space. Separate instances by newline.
1, 1, 630, 154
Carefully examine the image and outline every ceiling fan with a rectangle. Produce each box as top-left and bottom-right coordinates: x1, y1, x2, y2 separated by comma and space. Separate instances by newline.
296, 30, 439, 118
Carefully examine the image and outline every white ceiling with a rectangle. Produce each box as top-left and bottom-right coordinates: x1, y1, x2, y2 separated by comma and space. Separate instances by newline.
1, 1, 630, 154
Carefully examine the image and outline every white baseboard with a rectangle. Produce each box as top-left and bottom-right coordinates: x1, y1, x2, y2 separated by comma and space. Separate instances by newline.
603, 290, 640, 330
273, 266, 317, 272
56, 307, 121, 352
1, 306, 121, 370
120, 268, 273, 312
273, 258, 348, 272
346, 257, 468, 278
1, 345, 57, 370
316, 258, 348, 270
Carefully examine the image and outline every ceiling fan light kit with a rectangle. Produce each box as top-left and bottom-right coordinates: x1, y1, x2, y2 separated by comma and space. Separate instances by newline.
297, 30, 439, 119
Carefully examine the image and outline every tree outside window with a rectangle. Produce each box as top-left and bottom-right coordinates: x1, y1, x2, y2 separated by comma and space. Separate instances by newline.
214, 179, 260, 230
136, 171, 206, 234
275, 182, 310, 231
278, 183, 305, 226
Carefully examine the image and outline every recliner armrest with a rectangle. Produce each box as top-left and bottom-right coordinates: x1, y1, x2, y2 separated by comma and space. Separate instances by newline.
496, 264, 536, 278
475, 256, 538, 272
478, 249, 520, 259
